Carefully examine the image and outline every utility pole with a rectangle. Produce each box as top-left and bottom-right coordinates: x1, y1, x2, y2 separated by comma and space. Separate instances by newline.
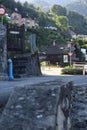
68, 42, 73, 67
2, 16, 3, 24
69, 43, 72, 66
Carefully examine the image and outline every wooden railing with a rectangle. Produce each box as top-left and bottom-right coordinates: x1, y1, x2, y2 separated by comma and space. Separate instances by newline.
73, 62, 87, 67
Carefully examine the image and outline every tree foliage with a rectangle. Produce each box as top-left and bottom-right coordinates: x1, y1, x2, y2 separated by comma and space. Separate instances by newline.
68, 11, 87, 34
50, 4, 67, 16
55, 16, 69, 32
66, 0, 87, 16
1, 0, 16, 12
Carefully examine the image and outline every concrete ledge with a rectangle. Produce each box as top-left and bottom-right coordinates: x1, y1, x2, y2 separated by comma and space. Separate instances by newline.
0, 80, 73, 130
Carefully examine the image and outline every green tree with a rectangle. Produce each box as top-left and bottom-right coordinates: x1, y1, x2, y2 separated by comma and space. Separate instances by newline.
77, 36, 84, 45
55, 16, 69, 32
50, 4, 67, 16
0, 0, 2, 4
68, 11, 87, 34
0, 15, 9, 24
1, 0, 16, 11
16, 1, 23, 12
38, 12, 46, 27
23, 2, 35, 10
23, 1, 29, 8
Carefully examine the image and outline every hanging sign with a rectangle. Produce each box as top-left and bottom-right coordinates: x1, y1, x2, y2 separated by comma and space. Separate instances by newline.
0, 5, 6, 16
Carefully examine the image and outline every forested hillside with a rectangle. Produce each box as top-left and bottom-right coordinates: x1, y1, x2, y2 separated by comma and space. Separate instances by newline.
27, 0, 87, 16
29, 0, 77, 6
1, 0, 87, 51
66, 0, 87, 16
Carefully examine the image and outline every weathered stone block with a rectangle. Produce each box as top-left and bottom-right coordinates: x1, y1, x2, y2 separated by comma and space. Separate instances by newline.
0, 80, 73, 130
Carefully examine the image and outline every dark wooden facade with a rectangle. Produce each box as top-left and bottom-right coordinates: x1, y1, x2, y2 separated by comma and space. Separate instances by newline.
45, 43, 68, 65
6, 24, 41, 78
45, 42, 80, 66
7, 24, 25, 52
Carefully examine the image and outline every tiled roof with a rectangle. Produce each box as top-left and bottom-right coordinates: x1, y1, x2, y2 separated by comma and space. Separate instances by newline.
46, 43, 67, 55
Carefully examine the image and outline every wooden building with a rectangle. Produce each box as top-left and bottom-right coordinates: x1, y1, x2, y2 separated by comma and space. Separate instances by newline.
45, 42, 68, 66
45, 42, 79, 66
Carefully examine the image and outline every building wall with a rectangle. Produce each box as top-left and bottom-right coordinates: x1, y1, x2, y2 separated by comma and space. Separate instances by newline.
10, 12, 36, 28
0, 24, 8, 80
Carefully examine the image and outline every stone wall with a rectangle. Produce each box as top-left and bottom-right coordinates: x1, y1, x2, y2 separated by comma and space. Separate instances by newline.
12, 53, 41, 78
70, 84, 87, 130
0, 53, 41, 80
0, 24, 8, 80
0, 80, 73, 130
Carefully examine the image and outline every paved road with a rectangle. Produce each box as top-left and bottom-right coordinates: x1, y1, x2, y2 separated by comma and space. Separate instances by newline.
0, 72, 87, 105
1, 67, 87, 88
0, 67, 87, 104
0, 74, 87, 89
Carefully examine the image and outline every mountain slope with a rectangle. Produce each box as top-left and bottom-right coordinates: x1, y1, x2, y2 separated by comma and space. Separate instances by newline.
29, 0, 77, 6
29, 0, 77, 12
66, 1, 87, 16
15, 0, 87, 16
30, 0, 49, 12
31, 0, 87, 16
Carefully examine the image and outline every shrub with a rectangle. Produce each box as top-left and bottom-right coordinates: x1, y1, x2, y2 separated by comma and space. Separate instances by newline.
61, 68, 83, 75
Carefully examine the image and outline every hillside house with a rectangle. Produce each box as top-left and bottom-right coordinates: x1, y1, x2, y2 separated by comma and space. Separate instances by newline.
23, 17, 36, 28
10, 12, 23, 26
45, 42, 79, 66
10, 11, 37, 28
